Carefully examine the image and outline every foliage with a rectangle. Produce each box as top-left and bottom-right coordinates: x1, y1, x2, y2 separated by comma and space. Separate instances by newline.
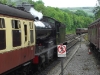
74, 10, 88, 16
93, 0, 100, 19
0, 0, 15, 6
0, 0, 94, 34
66, 7, 94, 16
0, 0, 7, 4
31, 0, 94, 33
93, 6, 100, 19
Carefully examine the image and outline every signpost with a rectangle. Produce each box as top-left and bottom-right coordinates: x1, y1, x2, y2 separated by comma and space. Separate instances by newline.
80, 33, 81, 48
57, 45, 66, 75
57, 45, 66, 57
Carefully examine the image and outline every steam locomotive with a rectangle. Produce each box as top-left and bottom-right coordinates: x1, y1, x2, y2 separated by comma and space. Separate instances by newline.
0, 3, 67, 75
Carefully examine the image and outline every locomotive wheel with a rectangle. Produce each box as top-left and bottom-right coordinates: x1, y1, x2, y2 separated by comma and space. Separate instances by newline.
37, 65, 42, 72
42, 63, 46, 69
37, 63, 46, 72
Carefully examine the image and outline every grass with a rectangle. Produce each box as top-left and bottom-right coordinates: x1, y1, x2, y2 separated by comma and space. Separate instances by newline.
83, 33, 88, 41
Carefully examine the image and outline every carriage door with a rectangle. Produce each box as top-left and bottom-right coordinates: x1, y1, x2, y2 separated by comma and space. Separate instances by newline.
21, 23, 32, 62
24, 24, 30, 46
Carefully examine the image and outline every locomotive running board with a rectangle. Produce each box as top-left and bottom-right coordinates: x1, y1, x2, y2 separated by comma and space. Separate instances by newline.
35, 45, 57, 55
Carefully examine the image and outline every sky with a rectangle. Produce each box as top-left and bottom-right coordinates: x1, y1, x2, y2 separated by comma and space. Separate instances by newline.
34, 0, 97, 8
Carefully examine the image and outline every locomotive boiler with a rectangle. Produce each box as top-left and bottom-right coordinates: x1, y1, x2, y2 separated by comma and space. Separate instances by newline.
34, 20, 52, 39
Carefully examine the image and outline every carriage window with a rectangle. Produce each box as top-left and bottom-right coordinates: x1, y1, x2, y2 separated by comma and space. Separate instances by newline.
30, 30, 34, 43
0, 30, 6, 50
31, 22, 33, 28
18, 21, 21, 28
0, 18, 6, 50
12, 20, 21, 47
0, 18, 5, 28
24, 25, 27, 41
12, 20, 21, 29
29, 22, 34, 43
29, 22, 33, 29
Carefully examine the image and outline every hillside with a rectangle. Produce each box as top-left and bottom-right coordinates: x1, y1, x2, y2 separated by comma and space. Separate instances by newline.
62, 7, 95, 16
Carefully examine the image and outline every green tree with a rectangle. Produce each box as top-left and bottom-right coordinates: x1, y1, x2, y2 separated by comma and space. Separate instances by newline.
93, 0, 100, 19
0, 0, 7, 4
93, 6, 100, 19
75, 10, 88, 16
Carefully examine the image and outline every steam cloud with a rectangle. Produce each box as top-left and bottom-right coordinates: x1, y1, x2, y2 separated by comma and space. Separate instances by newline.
10, 0, 43, 20
29, 7, 43, 20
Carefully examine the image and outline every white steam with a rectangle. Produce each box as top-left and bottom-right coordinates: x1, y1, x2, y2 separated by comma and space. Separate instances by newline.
34, 21, 45, 27
29, 7, 43, 20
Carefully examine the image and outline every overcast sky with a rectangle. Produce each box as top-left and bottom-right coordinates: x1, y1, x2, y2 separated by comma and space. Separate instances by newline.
34, 0, 97, 8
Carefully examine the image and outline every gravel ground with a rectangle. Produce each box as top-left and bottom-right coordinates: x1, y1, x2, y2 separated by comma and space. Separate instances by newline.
63, 39, 100, 75
46, 36, 100, 75
47, 41, 79, 75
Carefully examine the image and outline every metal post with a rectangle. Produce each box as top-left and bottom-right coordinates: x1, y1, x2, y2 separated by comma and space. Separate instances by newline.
61, 59, 63, 75
80, 33, 81, 48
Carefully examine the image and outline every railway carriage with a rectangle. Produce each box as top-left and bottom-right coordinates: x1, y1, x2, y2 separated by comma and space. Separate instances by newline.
0, 4, 35, 74
88, 18, 100, 58
76, 28, 88, 35
88, 19, 100, 48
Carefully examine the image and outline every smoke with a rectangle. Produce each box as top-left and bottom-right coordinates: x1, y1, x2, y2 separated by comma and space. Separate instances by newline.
29, 7, 43, 20
9, 0, 43, 20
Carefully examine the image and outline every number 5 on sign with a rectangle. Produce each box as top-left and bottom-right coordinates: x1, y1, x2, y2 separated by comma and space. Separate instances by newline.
57, 45, 66, 57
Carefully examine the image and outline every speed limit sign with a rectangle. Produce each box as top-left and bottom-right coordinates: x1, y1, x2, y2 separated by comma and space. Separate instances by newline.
57, 45, 66, 57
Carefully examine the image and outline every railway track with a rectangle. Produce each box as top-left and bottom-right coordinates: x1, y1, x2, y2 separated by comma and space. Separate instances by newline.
33, 34, 79, 75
